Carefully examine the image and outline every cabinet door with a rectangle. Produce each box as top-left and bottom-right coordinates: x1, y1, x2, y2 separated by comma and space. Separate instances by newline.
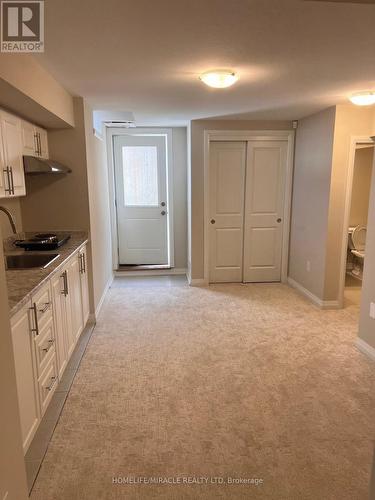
21, 120, 37, 156
51, 273, 68, 378
68, 255, 84, 341
11, 303, 40, 454
79, 246, 90, 326
37, 127, 49, 159
0, 111, 25, 196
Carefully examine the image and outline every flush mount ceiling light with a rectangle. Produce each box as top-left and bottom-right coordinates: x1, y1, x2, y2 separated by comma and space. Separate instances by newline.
199, 70, 238, 88
349, 91, 375, 106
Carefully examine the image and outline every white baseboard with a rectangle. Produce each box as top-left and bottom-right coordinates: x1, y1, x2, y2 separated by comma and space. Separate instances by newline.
356, 338, 375, 362
114, 268, 187, 277
287, 277, 340, 309
94, 274, 114, 320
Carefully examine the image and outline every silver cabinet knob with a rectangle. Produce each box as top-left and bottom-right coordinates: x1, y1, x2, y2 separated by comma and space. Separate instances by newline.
161, 201, 166, 207
161, 210, 166, 216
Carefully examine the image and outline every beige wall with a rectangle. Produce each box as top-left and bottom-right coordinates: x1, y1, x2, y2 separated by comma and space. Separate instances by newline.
171, 128, 188, 269
189, 119, 293, 279
0, 197, 23, 238
0, 227, 28, 500
20, 97, 91, 232
83, 102, 113, 311
359, 142, 375, 351
349, 147, 374, 227
289, 108, 336, 298
0, 54, 74, 128
324, 105, 375, 300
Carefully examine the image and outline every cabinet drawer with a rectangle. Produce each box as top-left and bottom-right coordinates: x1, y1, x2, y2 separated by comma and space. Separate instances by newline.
34, 315, 56, 376
32, 282, 53, 326
38, 356, 58, 416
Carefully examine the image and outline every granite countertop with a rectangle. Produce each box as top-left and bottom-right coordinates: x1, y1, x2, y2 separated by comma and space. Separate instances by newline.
5, 231, 89, 316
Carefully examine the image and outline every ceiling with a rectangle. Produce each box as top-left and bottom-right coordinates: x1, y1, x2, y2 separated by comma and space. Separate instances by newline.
35, 0, 375, 126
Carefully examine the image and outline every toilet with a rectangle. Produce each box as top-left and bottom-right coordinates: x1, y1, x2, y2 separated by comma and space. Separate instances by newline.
348, 225, 366, 259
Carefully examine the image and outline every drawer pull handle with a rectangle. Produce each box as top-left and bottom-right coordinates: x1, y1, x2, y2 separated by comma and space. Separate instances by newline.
30, 303, 39, 335
39, 302, 51, 313
46, 376, 57, 391
42, 339, 54, 353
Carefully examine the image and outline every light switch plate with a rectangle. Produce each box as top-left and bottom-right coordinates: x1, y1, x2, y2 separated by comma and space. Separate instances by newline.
370, 302, 375, 319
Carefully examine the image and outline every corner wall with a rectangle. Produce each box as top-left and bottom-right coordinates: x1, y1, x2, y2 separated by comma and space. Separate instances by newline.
83, 103, 113, 314
358, 142, 375, 352
288, 107, 336, 300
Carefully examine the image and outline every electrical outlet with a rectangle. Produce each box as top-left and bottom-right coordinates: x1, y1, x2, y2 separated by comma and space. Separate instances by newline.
306, 261, 311, 273
370, 302, 375, 320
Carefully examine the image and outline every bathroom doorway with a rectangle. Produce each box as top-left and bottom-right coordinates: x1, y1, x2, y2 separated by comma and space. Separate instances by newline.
341, 139, 374, 307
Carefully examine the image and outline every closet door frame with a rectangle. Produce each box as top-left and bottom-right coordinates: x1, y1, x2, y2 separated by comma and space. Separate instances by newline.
203, 129, 295, 285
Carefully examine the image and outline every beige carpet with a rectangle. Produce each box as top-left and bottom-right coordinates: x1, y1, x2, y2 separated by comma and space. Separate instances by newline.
31, 278, 375, 500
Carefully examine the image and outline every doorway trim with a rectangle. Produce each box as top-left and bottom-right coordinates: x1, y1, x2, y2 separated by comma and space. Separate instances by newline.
338, 135, 374, 308
203, 129, 295, 284
106, 127, 174, 270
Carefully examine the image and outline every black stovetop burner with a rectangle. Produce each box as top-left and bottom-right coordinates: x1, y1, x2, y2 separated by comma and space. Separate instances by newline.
14, 233, 71, 251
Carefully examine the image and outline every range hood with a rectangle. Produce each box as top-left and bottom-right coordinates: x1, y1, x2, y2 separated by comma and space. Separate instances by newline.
23, 156, 72, 175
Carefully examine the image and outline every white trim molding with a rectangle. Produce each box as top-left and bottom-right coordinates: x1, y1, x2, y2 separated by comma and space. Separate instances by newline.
288, 277, 340, 309
338, 135, 374, 309
356, 337, 375, 362
114, 268, 187, 277
106, 127, 175, 271
186, 269, 208, 286
203, 129, 295, 285
94, 274, 114, 320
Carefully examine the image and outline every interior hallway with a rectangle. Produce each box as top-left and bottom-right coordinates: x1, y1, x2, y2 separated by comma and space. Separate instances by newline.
30, 277, 375, 500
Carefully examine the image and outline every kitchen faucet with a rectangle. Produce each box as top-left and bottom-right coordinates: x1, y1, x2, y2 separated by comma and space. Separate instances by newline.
0, 206, 17, 235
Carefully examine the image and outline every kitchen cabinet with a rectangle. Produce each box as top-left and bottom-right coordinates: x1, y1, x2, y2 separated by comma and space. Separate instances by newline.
79, 245, 90, 326
21, 120, 49, 159
0, 111, 26, 197
11, 302, 40, 453
10, 244, 90, 454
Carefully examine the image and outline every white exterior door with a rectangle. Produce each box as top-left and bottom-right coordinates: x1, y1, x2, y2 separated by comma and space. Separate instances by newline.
209, 141, 246, 282
114, 135, 168, 265
243, 141, 287, 282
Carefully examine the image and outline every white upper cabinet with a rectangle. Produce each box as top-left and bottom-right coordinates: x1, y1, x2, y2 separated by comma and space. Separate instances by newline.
0, 111, 26, 197
21, 120, 49, 159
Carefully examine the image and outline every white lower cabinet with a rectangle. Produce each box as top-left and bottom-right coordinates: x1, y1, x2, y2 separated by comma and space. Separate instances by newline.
10, 303, 40, 453
10, 244, 90, 454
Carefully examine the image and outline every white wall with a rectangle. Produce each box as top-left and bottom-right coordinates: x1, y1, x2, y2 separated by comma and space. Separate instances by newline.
358, 142, 375, 351
0, 227, 29, 500
171, 128, 187, 269
84, 103, 113, 313
289, 107, 336, 300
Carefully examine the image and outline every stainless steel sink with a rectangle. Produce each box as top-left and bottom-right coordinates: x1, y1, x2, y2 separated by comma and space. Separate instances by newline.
6, 253, 60, 270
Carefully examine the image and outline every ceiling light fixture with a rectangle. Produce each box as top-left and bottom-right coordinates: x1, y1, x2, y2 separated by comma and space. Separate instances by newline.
349, 91, 375, 106
199, 70, 238, 88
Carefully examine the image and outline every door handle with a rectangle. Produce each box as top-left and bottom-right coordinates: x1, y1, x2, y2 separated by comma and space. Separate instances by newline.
210, 219, 216, 224
161, 210, 166, 216
277, 218, 282, 223
161, 201, 166, 207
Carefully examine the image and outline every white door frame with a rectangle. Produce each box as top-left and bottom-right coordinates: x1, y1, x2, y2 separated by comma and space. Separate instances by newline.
338, 135, 374, 308
107, 127, 174, 270
203, 129, 295, 284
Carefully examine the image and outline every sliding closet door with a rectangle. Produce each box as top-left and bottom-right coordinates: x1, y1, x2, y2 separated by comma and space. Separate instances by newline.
243, 141, 287, 282
209, 142, 246, 283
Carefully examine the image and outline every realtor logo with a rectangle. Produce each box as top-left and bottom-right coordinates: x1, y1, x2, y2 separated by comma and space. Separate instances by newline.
1, 1, 44, 52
